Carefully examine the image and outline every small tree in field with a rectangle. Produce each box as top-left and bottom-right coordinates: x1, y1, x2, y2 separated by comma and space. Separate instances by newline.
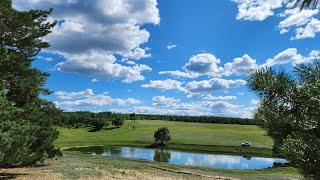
112, 118, 124, 128
129, 113, 137, 129
89, 119, 106, 132
154, 127, 171, 146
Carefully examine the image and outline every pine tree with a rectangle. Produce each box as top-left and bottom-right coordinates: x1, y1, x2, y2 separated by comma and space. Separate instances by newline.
248, 62, 320, 178
0, 0, 60, 166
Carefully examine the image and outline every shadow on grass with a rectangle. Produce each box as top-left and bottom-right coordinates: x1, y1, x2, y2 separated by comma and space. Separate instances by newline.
146, 143, 167, 148
104, 127, 119, 131
87, 128, 102, 132
87, 127, 120, 132
0, 173, 24, 180
0, 164, 48, 179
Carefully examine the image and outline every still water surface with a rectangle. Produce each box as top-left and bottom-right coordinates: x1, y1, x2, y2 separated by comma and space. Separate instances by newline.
69, 146, 287, 170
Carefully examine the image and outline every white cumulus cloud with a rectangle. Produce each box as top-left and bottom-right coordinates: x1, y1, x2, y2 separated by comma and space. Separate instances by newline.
54, 89, 140, 110
184, 53, 224, 77
185, 78, 247, 97
55, 89, 95, 100
232, 0, 320, 40
56, 50, 151, 83
166, 43, 177, 50
203, 95, 237, 101
233, 0, 284, 21
223, 54, 258, 76
142, 79, 186, 92
13, 0, 160, 83
152, 96, 180, 106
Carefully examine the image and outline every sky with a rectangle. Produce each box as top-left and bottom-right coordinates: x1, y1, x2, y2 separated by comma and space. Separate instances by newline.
12, 0, 320, 118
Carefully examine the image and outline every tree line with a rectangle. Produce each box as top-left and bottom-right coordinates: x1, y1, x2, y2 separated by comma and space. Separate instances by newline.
54, 111, 257, 130
54, 111, 126, 131
134, 114, 256, 125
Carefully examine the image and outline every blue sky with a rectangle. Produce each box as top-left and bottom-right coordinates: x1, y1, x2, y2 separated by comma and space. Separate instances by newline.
13, 0, 320, 118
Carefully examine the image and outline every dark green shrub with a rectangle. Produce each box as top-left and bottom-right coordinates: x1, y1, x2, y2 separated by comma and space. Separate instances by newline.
112, 118, 124, 128
89, 119, 106, 132
154, 127, 171, 146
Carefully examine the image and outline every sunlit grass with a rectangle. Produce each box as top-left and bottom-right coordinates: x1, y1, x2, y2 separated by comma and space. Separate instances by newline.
56, 120, 273, 148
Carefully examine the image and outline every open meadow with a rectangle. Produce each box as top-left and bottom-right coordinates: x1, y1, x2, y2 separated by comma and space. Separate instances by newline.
1, 120, 302, 180
56, 120, 273, 148
56, 120, 275, 156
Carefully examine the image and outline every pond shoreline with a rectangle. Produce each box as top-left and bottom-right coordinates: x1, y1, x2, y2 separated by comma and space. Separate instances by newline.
0, 152, 302, 180
61, 142, 278, 158
65, 145, 287, 170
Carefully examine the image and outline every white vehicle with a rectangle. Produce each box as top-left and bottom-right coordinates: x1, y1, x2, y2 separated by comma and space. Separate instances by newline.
241, 142, 252, 147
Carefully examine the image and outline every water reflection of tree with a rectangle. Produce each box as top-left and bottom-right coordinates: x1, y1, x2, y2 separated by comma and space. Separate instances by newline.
153, 149, 171, 163
242, 155, 252, 160
68, 146, 107, 154
108, 147, 122, 156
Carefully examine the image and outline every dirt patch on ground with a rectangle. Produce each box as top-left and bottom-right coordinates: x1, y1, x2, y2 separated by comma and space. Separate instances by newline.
0, 167, 235, 180
0, 167, 62, 180
79, 169, 234, 180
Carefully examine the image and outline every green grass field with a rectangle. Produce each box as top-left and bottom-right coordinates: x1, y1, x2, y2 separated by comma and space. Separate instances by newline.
3, 120, 302, 179
56, 120, 275, 157
56, 120, 273, 148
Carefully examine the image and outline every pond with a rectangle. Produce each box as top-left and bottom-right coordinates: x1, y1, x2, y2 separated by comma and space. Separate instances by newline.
68, 146, 287, 170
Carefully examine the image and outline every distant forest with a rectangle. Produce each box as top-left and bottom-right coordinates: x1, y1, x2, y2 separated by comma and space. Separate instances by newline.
55, 111, 257, 130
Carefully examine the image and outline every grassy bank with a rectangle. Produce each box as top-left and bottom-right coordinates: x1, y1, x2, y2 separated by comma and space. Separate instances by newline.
0, 151, 302, 180
56, 120, 275, 157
